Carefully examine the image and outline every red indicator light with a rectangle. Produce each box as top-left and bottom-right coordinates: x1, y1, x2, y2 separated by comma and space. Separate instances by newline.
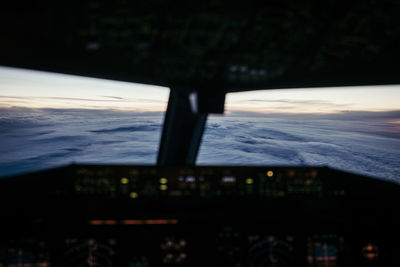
122, 219, 178, 225
121, 220, 142, 225
89, 220, 103, 225
89, 220, 117, 225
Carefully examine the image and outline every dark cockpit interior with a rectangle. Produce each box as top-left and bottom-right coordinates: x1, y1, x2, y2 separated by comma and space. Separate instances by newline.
0, 0, 399, 266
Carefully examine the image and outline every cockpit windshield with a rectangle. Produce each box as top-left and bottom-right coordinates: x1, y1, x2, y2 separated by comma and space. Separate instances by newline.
198, 87, 400, 182
0, 67, 169, 177
0, 67, 399, 182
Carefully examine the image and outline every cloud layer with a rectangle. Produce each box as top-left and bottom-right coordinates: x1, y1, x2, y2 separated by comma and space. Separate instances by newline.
0, 108, 164, 177
0, 108, 399, 182
198, 112, 400, 182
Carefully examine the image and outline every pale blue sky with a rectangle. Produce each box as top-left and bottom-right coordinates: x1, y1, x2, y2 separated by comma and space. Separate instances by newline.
1, 66, 399, 114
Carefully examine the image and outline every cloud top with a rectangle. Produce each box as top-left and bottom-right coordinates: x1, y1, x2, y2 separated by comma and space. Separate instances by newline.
0, 107, 399, 183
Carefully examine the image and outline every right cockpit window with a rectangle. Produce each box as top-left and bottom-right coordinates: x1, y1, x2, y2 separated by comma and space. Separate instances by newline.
197, 86, 400, 182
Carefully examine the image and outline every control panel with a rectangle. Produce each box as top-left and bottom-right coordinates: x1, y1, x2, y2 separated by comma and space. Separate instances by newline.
0, 165, 398, 266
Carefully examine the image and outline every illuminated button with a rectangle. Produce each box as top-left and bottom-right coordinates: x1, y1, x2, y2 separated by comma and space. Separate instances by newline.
179, 239, 187, 247
160, 178, 168, 184
179, 253, 187, 259
222, 176, 235, 183
266, 171, 274, 177
245, 178, 254, 185
177, 253, 187, 262
186, 176, 195, 183
130, 192, 138, 199
362, 243, 379, 260
120, 178, 129, 184
160, 185, 168, 191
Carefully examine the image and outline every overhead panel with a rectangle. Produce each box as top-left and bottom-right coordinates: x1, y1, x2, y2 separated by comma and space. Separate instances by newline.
1, 0, 399, 92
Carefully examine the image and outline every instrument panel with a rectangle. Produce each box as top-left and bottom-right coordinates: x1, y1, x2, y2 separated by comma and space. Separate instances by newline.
0, 165, 398, 266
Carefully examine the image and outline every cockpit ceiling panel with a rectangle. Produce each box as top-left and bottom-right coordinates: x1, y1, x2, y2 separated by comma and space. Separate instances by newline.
1, 0, 399, 92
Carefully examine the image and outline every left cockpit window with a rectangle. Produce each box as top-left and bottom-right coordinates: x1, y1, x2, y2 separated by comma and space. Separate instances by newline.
0, 66, 169, 177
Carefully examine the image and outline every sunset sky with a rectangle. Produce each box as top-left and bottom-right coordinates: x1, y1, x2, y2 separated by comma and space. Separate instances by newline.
0, 66, 399, 114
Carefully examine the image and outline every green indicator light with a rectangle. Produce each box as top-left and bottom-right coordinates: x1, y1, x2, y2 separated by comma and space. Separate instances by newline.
120, 178, 129, 184
245, 178, 253, 185
130, 192, 138, 198
160, 184, 168, 191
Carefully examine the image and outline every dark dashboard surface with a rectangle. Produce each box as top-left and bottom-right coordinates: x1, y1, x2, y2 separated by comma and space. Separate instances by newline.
0, 164, 399, 266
